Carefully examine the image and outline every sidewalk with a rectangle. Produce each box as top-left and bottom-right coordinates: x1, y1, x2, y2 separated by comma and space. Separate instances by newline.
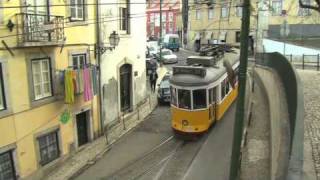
42, 66, 168, 180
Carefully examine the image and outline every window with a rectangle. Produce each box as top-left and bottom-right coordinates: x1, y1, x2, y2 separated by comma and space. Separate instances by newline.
72, 54, 87, 69
196, 9, 201, 20
271, 0, 282, 16
236, 31, 241, 42
209, 87, 216, 104
0, 64, 6, 111
0, 150, 16, 180
298, 0, 311, 16
70, 0, 85, 21
236, 6, 242, 17
178, 89, 191, 109
208, 8, 214, 19
221, 5, 229, 18
169, 12, 174, 22
120, 0, 130, 34
171, 87, 177, 106
221, 79, 230, 100
31, 58, 52, 100
38, 131, 60, 166
193, 89, 207, 109
169, 22, 174, 33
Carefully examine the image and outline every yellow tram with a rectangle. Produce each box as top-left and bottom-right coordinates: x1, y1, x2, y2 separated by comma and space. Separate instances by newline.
169, 50, 240, 134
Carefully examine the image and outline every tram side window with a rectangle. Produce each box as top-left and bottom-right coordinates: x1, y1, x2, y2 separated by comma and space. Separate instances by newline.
226, 79, 230, 92
171, 87, 177, 106
178, 89, 191, 109
209, 87, 217, 104
193, 89, 207, 109
221, 80, 226, 100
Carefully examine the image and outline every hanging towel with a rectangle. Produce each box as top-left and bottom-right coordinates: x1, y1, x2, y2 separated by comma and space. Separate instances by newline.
65, 70, 74, 104
72, 70, 77, 94
83, 67, 93, 101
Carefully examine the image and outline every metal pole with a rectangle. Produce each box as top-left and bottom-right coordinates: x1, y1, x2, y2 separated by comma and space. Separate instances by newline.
159, 0, 163, 66
96, 0, 104, 136
302, 54, 305, 69
317, 54, 319, 71
229, 0, 250, 178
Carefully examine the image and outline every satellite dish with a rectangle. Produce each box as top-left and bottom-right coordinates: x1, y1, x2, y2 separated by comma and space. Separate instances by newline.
223, 59, 236, 88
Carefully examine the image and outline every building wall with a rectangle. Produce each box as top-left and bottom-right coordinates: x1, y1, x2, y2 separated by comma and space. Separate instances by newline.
0, 0, 100, 179
187, 1, 257, 50
100, 0, 147, 127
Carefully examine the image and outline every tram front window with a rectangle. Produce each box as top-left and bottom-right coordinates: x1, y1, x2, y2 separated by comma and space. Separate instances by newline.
193, 89, 207, 109
178, 89, 191, 109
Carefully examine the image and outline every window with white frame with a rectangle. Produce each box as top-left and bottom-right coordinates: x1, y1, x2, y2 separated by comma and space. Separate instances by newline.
72, 54, 87, 69
0, 64, 6, 111
31, 58, 52, 100
208, 8, 214, 19
169, 12, 174, 22
236, 6, 242, 17
38, 131, 60, 166
70, 0, 85, 21
221, 5, 229, 18
196, 9, 201, 20
271, 0, 282, 16
298, 0, 311, 16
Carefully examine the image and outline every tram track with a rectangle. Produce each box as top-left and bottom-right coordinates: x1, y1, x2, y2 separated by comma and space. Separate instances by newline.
101, 135, 180, 180
101, 132, 209, 180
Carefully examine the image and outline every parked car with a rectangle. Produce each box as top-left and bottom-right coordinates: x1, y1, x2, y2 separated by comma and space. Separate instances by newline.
163, 34, 180, 51
155, 49, 178, 64
157, 73, 171, 104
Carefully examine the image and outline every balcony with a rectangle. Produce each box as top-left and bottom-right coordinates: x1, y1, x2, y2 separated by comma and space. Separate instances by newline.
16, 13, 65, 47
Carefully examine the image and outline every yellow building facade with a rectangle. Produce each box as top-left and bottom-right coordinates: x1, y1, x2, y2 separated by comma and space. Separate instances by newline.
0, 0, 100, 179
186, 0, 320, 50
187, 0, 258, 50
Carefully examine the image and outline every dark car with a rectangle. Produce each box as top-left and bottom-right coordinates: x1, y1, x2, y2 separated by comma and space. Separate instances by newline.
157, 73, 171, 104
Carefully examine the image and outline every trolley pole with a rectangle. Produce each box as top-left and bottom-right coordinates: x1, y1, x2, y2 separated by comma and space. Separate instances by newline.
229, 0, 251, 178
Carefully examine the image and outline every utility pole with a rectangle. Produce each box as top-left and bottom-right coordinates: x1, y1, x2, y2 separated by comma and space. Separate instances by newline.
229, 0, 250, 178
182, 0, 189, 47
160, 0, 163, 65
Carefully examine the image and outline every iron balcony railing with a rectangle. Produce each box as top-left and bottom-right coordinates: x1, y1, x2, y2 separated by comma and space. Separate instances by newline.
16, 13, 65, 46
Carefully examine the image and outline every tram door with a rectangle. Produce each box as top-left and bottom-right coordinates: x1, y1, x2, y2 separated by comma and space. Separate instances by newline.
209, 87, 217, 124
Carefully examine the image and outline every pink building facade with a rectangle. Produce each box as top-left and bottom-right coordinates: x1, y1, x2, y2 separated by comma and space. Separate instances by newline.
146, 0, 181, 38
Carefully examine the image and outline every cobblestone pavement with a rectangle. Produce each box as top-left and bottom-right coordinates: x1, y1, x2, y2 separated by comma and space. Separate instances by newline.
298, 70, 320, 180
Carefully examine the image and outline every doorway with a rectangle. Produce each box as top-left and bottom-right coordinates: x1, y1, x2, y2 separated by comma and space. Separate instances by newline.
76, 111, 89, 147
120, 64, 132, 112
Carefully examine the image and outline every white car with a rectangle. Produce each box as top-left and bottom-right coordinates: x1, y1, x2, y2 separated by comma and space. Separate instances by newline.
148, 46, 158, 56
156, 49, 178, 64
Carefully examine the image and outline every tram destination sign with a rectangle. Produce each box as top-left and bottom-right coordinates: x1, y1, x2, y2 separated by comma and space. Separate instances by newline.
173, 66, 206, 77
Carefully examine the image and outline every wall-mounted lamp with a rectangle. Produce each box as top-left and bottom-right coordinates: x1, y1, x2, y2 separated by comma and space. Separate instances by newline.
96, 31, 120, 55
7, 20, 15, 32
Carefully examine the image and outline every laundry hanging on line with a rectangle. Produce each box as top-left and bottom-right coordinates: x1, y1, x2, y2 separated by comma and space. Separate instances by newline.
62, 65, 98, 104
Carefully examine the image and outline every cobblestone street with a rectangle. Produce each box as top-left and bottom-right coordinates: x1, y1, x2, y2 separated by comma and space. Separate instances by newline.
298, 70, 320, 179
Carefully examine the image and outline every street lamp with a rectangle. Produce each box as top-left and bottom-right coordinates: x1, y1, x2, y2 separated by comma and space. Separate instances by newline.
96, 31, 120, 55
109, 31, 120, 48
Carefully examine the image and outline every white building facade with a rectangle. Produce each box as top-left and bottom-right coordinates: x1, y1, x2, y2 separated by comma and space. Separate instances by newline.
98, 0, 147, 129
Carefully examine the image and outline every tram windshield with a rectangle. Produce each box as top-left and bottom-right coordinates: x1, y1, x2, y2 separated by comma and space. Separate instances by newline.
193, 89, 207, 109
178, 89, 191, 109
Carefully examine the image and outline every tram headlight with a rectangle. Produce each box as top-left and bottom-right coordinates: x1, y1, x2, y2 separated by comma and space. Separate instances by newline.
182, 120, 189, 126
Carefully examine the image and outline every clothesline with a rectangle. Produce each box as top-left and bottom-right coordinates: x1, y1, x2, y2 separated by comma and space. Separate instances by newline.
56, 65, 99, 104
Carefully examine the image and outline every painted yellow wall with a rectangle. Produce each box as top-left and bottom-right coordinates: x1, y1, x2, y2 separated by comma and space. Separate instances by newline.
0, 0, 100, 179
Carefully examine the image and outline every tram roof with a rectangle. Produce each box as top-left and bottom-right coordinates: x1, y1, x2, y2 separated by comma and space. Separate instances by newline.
170, 50, 239, 87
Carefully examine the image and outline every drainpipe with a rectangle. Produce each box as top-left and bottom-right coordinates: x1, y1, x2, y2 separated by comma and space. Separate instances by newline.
96, 0, 104, 136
